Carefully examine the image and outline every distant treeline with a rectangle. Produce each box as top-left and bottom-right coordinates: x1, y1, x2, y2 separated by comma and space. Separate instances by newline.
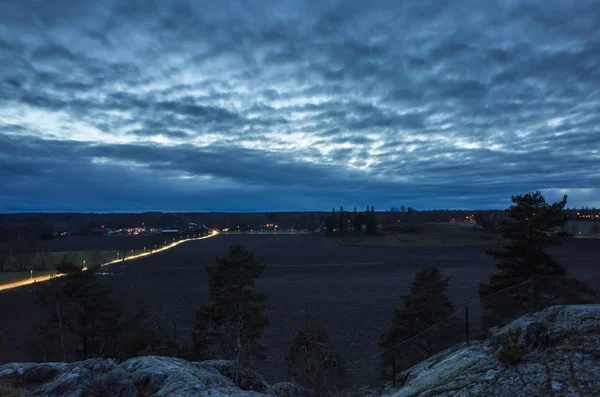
1, 207, 597, 243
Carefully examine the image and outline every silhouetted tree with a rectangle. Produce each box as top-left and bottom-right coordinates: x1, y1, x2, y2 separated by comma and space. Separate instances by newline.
56, 255, 81, 275
380, 267, 455, 371
366, 206, 377, 235
474, 212, 497, 233
37, 271, 157, 361
405, 207, 418, 232
288, 321, 347, 397
324, 216, 335, 235
479, 192, 594, 317
400, 205, 406, 213
324, 208, 336, 234
338, 207, 345, 235
192, 245, 269, 381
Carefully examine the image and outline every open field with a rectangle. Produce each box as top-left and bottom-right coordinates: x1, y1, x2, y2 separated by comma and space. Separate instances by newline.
36, 235, 172, 252
0, 271, 54, 284
334, 223, 498, 247
1, 235, 599, 381
1, 250, 120, 271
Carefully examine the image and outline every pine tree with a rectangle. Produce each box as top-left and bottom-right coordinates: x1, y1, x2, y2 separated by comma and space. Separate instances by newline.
405, 207, 418, 232
192, 245, 269, 375
37, 271, 157, 361
366, 206, 377, 235
338, 206, 345, 235
380, 267, 455, 370
287, 321, 347, 397
324, 216, 335, 235
56, 254, 81, 275
479, 192, 595, 321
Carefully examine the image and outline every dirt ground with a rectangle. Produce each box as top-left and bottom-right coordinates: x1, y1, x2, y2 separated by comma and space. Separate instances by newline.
1, 235, 599, 381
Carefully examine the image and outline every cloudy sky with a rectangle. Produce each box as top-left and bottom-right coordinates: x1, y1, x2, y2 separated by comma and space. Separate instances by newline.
1, 0, 599, 212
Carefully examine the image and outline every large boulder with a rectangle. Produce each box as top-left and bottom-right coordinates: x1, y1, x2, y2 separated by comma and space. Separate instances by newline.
194, 359, 273, 394
35, 359, 138, 397
271, 382, 301, 397
0, 356, 269, 397
384, 305, 600, 397
0, 362, 68, 386
122, 356, 265, 397
0, 359, 138, 397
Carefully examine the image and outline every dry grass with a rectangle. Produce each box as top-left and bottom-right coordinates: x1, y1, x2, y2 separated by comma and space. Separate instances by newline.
0, 271, 54, 285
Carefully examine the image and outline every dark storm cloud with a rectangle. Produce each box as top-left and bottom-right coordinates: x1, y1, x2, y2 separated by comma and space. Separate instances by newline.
1, 0, 599, 211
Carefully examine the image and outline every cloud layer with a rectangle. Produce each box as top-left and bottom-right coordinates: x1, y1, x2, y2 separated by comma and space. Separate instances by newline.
1, 0, 599, 211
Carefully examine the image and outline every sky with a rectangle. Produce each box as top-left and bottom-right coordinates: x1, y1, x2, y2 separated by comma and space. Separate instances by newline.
1, 0, 599, 212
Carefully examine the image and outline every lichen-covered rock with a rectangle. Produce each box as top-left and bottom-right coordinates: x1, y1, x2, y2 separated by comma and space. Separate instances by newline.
385, 305, 600, 397
0, 356, 269, 397
1, 305, 599, 397
121, 356, 265, 397
32, 359, 139, 397
271, 382, 301, 397
194, 359, 273, 394
0, 362, 68, 385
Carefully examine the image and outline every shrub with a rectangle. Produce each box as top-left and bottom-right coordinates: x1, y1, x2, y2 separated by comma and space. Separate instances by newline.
497, 327, 525, 365
287, 321, 347, 397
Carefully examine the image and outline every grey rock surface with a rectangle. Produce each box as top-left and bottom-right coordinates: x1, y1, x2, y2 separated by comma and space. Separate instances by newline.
194, 359, 273, 394
385, 305, 600, 397
0, 356, 268, 397
270, 382, 301, 397
1, 305, 599, 396
34, 359, 139, 397
122, 356, 265, 397
0, 362, 68, 385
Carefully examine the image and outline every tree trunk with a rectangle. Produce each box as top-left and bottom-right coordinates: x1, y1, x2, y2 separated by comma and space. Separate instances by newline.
55, 295, 66, 362
234, 315, 244, 385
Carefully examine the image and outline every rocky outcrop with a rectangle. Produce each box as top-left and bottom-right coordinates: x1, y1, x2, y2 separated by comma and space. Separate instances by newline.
270, 382, 301, 397
1, 305, 599, 396
195, 359, 273, 393
385, 305, 600, 397
0, 356, 269, 397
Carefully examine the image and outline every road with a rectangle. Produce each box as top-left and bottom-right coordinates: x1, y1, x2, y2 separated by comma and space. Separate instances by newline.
0, 232, 218, 292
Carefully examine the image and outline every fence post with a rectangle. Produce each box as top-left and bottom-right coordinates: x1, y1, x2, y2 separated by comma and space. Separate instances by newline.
392, 347, 396, 387
465, 305, 469, 345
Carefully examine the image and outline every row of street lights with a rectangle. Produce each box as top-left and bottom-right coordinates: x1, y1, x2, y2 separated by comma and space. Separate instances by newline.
113, 233, 210, 261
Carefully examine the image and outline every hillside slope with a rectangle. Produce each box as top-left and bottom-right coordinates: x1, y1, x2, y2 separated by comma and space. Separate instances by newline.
1, 305, 599, 396
385, 305, 600, 397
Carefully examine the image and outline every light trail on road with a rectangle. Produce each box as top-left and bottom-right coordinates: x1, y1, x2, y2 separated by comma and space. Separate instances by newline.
0, 231, 218, 292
